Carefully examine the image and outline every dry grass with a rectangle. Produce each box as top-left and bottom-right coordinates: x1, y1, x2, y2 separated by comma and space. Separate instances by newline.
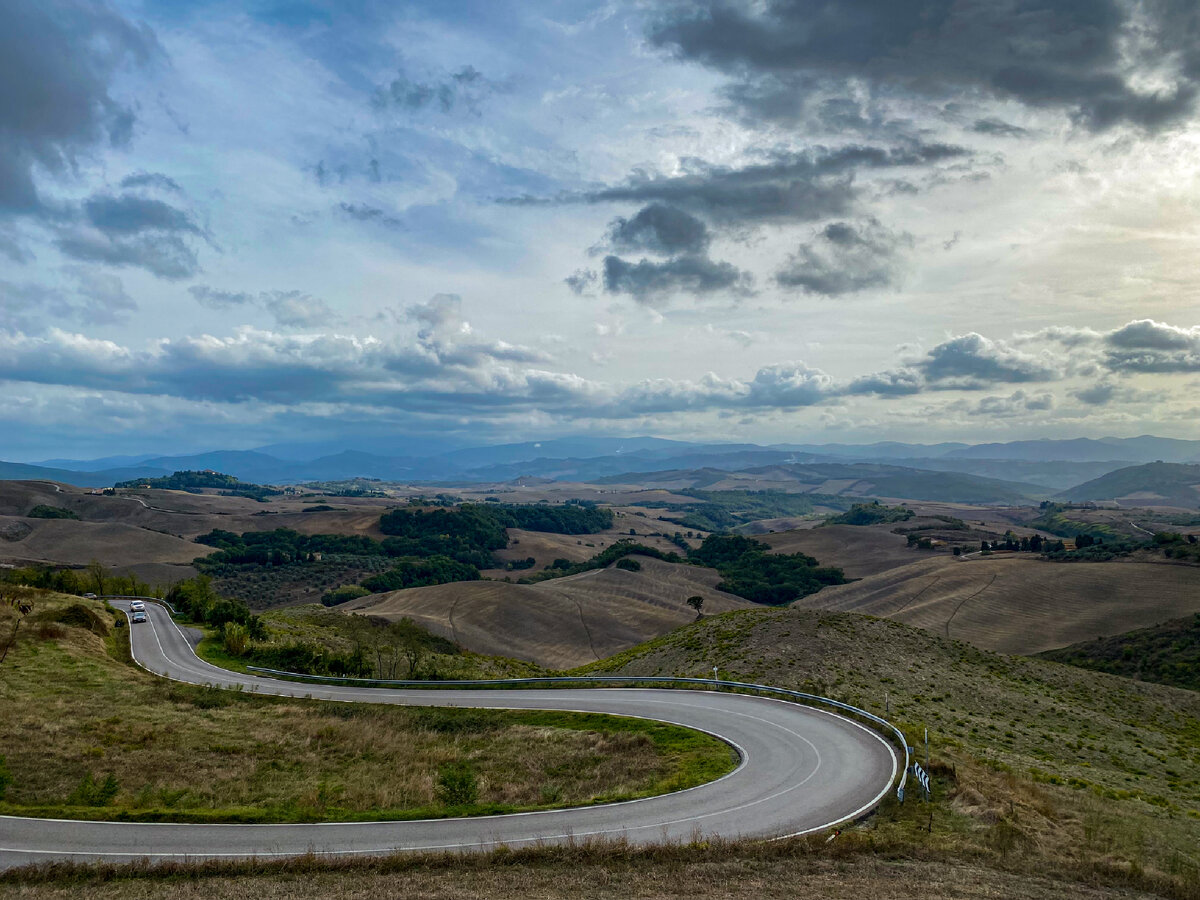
580, 606, 1200, 891
759, 523, 918, 579
801, 555, 1200, 654
0, 832, 1186, 899
345, 557, 751, 668
0, 594, 733, 823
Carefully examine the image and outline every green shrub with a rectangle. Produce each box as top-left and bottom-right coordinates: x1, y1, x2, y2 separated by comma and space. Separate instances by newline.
615, 557, 642, 572
320, 584, 371, 607
435, 761, 479, 806
68, 772, 119, 806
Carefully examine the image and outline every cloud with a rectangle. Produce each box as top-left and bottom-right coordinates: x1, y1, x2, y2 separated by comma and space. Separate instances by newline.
845, 368, 923, 396
0, 268, 136, 331
646, 0, 1200, 132
261, 291, 337, 329
189, 284, 339, 329
578, 143, 968, 225
601, 253, 753, 301
0, 0, 157, 214
969, 389, 1055, 417
118, 171, 182, 193
776, 219, 911, 295
603, 204, 711, 256
971, 118, 1031, 138
189, 285, 254, 310
916, 333, 1063, 387
372, 63, 495, 115
338, 202, 404, 229
54, 190, 205, 279
1101, 319, 1200, 372
565, 268, 598, 295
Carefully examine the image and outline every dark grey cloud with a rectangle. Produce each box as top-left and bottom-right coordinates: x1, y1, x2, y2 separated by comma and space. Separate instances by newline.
971, 118, 1031, 138
917, 333, 1062, 385
564, 268, 598, 295
82, 194, 199, 236
845, 368, 923, 396
118, 171, 182, 193
602, 254, 753, 301
604, 204, 710, 256
1102, 319, 1200, 372
54, 191, 203, 279
338, 201, 403, 229
583, 142, 968, 225
775, 218, 911, 295
0, 0, 157, 214
647, 0, 1200, 132
372, 64, 494, 115
55, 229, 199, 279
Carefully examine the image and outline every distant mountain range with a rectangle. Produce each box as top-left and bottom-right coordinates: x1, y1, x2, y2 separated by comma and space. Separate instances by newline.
4, 434, 1199, 496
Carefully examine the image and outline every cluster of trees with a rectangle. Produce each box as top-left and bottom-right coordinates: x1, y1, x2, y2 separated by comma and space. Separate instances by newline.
165, 575, 266, 639
688, 534, 846, 605
378, 506, 509, 568
0, 562, 153, 598
115, 470, 281, 500
360, 556, 481, 593
1153, 531, 1200, 562
195, 528, 389, 566
824, 501, 914, 527
980, 532, 1062, 553
27, 505, 80, 520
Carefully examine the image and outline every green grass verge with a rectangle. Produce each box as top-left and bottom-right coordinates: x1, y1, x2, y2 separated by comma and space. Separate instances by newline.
0, 593, 736, 825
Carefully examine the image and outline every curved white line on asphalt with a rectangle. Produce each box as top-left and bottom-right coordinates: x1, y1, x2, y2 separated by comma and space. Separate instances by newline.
0, 601, 898, 868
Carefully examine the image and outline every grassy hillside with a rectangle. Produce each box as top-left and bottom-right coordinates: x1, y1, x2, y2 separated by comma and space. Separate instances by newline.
798, 555, 1200, 655
1058, 462, 1200, 508
1040, 613, 1200, 692
344, 556, 751, 668
578, 606, 1200, 891
0, 592, 733, 824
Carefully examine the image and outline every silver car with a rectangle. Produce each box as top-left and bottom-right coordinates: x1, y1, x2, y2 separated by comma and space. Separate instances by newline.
131, 611, 148, 624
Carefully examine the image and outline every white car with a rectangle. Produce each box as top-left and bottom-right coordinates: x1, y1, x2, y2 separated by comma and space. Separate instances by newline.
130, 600, 146, 612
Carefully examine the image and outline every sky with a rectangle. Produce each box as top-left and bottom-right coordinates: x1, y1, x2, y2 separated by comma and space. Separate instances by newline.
2, 0, 1200, 460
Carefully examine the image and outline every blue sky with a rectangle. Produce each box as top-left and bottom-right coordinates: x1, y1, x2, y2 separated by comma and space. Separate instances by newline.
3, 0, 1200, 459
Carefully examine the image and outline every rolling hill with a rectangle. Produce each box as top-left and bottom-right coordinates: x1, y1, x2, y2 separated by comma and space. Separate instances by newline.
342, 555, 752, 668
599, 462, 1043, 504
1039, 613, 1200, 691
1056, 461, 1200, 508
796, 554, 1200, 655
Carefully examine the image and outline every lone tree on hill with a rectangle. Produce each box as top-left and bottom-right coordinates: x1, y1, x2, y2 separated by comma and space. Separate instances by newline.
686, 595, 704, 618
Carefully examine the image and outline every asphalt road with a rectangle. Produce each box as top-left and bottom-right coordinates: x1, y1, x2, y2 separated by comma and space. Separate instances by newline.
0, 601, 897, 868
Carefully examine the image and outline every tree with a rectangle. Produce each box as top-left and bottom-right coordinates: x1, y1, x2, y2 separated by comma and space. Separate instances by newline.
686, 595, 704, 617
87, 559, 107, 596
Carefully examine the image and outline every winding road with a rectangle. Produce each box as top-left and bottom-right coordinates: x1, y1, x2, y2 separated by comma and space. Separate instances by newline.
0, 601, 898, 868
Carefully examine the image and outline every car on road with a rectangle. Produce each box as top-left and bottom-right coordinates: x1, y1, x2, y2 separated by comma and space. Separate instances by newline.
129, 600, 145, 612
131, 611, 148, 624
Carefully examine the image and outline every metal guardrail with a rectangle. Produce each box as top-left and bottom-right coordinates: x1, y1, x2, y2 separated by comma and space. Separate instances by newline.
244, 666, 911, 803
